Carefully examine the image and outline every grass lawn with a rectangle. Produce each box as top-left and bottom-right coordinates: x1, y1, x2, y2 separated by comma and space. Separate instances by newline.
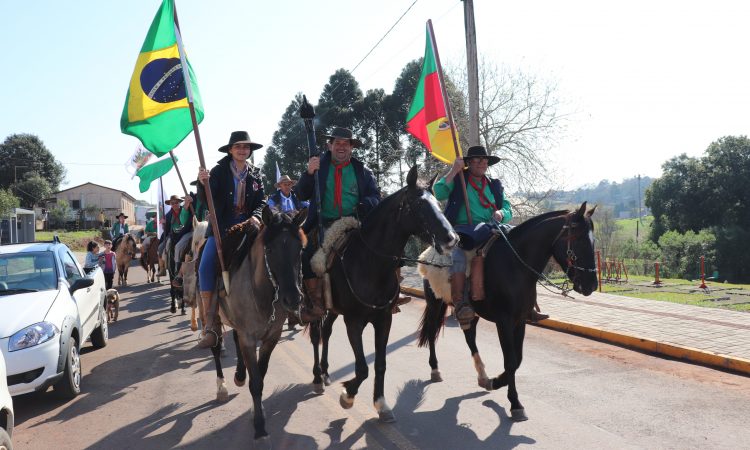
37, 229, 105, 252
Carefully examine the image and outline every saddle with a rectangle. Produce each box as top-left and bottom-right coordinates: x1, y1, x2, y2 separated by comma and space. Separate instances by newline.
310, 217, 360, 277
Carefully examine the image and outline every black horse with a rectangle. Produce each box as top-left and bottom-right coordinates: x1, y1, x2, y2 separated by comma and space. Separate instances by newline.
418, 203, 598, 421
164, 235, 187, 315
203, 207, 307, 444
308, 166, 458, 422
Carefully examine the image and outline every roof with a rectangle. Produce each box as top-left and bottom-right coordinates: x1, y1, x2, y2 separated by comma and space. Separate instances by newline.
52, 182, 137, 202
0, 241, 61, 254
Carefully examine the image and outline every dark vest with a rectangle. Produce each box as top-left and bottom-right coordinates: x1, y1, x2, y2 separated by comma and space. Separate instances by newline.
270, 190, 303, 211
444, 175, 504, 224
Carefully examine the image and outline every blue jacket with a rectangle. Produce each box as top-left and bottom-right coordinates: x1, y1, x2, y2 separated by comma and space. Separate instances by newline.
268, 190, 308, 212
198, 155, 266, 237
297, 152, 380, 233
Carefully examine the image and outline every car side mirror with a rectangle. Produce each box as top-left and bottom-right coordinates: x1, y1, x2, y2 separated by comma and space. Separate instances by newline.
69, 277, 94, 295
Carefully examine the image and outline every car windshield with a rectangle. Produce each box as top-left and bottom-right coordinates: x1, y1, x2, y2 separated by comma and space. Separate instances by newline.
0, 252, 58, 294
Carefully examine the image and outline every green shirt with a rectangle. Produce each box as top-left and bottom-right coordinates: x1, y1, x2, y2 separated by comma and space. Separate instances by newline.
111, 222, 129, 238
433, 175, 512, 226
145, 219, 156, 233
322, 162, 358, 220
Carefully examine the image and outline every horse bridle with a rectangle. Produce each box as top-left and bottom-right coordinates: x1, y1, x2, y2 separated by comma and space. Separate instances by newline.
554, 215, 598, 286
262, 227, 304, 325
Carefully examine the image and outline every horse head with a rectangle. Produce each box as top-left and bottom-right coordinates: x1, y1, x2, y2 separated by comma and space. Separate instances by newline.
552, 202, 599, 296
399, 165, 459, 254
261, 206, 307, 314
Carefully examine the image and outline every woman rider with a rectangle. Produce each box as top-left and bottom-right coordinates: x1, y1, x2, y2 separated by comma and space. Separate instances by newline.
195, 131, 267, 349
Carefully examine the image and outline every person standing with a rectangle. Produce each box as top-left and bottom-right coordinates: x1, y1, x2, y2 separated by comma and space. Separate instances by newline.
296, 127, 380, 322
195, 131, 266, 349
100, 240, 117, 290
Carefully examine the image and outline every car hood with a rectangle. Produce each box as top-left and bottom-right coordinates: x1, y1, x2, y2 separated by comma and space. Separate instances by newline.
0, 290, 60, 338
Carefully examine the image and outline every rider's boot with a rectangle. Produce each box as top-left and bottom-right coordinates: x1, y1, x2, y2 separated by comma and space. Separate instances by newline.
470, 255, 485, 301
451, 272, 475, 330
196, 291, 221, 349
528, 300, 549, 322
299, 278, 326, 324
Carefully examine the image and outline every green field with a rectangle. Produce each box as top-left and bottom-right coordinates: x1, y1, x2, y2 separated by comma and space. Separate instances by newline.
36, 230, 105, 252
613, 216, 653, 242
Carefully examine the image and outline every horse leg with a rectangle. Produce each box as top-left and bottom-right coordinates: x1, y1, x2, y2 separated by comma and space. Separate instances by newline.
492, 318, 527, 421
373, 311, 395, 422
237, 333, 270, 442
233, 330, 247, 387
211, 334, 228, 402
320, 313, 337, 386
464, 317, 490, 389
190, 305, 198, 331
310, 320, 325, 394
420, 281, 447, 382
170, 286, 177, 313
340, 318, 367, 410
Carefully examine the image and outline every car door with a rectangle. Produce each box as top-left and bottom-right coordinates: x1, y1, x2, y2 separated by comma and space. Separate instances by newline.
59, 250, 98, 339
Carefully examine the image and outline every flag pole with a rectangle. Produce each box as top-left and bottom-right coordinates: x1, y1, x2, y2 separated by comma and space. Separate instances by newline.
427, 19, 472, 225
172, 3, 231, 293
168, 150, 195, 216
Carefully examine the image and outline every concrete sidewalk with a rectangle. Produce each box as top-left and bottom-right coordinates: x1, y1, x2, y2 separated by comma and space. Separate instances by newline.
400, 266, 750, 376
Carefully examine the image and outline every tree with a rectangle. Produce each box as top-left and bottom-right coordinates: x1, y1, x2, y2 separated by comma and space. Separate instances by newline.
260, 94, 311, 192
0, 134, 66, 191
0, 188, 20, 217
593, 206, 618, 256
447, 59, 566, 194
11, 172, 52, 208
49, 199, 72, 229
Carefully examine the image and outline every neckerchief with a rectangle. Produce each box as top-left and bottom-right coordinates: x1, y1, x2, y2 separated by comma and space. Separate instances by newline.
333, 160, 351, 216
230, 160, 250, 213
468, 176, 496, 209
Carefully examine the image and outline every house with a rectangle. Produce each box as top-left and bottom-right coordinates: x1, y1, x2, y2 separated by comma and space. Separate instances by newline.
46, 182, 137, 229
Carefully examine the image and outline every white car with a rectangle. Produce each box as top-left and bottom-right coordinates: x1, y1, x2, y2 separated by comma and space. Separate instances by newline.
0, 238, 108, 400
0, 352, 13, 450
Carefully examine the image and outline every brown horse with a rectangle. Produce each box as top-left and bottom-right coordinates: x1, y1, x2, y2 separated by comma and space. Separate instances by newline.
140, 235, 160, 283
113, 234, 137, 286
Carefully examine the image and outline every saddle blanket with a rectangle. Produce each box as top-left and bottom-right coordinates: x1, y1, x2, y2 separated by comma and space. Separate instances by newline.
311, 217, 360, 277
417, 247, 475, 301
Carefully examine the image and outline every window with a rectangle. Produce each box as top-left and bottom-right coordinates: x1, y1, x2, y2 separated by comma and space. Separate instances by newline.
60, 251, 82, 285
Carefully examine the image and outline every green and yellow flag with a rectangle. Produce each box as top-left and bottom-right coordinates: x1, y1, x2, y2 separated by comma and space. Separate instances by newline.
405, 22, 461, 164
121, 0, 203, 157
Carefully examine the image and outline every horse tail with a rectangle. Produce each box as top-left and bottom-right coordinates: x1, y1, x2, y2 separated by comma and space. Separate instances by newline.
417, 279, 448, 348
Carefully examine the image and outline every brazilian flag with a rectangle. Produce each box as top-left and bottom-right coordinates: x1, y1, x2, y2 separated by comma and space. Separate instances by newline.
121, 0, 203, 157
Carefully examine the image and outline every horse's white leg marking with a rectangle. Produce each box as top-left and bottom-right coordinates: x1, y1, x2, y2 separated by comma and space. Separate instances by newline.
473, 353, 490, 389
216, 377, 229, 402
375, 396, 396, 422
339, 389, 355, 409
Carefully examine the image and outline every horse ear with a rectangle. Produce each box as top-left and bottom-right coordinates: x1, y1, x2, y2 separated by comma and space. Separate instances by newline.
406, 165, 418, 188
576, 201, 588, 217
428, 172, 439, 192
293, 208, 308, 229
586, 204, 598, 217
262, 205, 273, 227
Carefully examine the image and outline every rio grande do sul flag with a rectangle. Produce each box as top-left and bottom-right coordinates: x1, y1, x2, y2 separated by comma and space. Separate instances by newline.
121, 0, 203, 157
405, 22, 461, 164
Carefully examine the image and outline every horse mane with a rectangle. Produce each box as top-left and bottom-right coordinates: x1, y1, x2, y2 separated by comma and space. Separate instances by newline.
223, 219, 261, 273
508, 209, 570, 238
113, 234, 135, 253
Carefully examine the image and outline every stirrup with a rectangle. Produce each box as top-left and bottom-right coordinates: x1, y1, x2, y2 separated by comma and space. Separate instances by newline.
453, 299, 475, 330
196, 329, 220, 349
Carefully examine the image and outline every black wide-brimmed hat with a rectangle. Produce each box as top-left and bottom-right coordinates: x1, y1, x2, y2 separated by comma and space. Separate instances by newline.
323, 127, 362, 148
218, 131, 264, 153
115, 212, 128, 219
464, 146, 500, 166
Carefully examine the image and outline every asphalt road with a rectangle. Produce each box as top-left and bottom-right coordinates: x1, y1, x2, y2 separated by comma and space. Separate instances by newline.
10, 267, 750, 449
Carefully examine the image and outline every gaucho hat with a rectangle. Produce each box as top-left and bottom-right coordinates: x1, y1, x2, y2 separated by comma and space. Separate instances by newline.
115, 212, 128, 219
323, 127, 362, 148
464, 145, 500, 166
164, 195, 183, 205
218, 131, 264, 153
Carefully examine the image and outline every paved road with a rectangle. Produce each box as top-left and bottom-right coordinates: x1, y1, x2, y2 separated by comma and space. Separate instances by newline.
11, 268, 750, 449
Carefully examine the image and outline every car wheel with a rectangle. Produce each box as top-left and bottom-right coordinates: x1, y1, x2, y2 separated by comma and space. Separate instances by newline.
90, 303, 108, 349
54, 337, 81, 399
0, 427, 12, 450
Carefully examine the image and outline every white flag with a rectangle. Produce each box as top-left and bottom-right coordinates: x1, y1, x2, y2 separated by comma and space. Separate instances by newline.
125, 144, 153, 179
275, 161, 281, 183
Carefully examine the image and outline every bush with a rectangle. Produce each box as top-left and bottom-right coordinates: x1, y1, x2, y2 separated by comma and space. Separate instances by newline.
713, 225, 750, 283
657, 229, 716, 279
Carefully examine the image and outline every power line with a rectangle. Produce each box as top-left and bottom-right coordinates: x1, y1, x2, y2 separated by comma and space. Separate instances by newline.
349, 0, 419, 74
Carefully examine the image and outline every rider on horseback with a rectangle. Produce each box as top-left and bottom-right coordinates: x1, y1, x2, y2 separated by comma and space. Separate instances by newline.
110, 212, 129, 250
432, 146, 514, 330
196, 131, 267, 349
141, 211, 157, 252
296, 127, 380, 323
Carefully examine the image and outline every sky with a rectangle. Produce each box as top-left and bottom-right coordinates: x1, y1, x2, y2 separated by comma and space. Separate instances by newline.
2, 0, 750, 204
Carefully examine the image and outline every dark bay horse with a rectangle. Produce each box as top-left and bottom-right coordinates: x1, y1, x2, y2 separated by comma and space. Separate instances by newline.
139, 236, 159, 283
207, 207, 307, 444
418, 202, 598, 421
308, 166, 458, 422
113, 234, 136, 286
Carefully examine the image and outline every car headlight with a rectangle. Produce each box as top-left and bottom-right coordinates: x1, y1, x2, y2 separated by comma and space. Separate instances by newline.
9, 322, 59, 352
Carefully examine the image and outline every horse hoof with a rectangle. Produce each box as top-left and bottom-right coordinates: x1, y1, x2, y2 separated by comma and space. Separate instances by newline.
170, 306, 176, 314
430, 369, 443, 383
181, 309, 186, 316
379, 409, 396, 423
234, 373, 246, 387
478, 377, 493, 391
323, 374, 333, 386
510, 408, 528, 421
254, 435, 271, 450
312, 383, 325, 394
339, 391, 354, 409
190, 323, 198, 332
216, 378, 229, 402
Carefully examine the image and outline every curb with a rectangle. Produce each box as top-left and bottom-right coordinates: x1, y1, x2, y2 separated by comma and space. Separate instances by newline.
400, 285, 750, 377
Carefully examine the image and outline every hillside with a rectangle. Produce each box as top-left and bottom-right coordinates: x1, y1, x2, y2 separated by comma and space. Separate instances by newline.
538, 176, 654, 218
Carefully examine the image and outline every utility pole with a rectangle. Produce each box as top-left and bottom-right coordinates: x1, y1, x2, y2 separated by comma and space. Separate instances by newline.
463, 0, 480, 146
636, 174, 642, 242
